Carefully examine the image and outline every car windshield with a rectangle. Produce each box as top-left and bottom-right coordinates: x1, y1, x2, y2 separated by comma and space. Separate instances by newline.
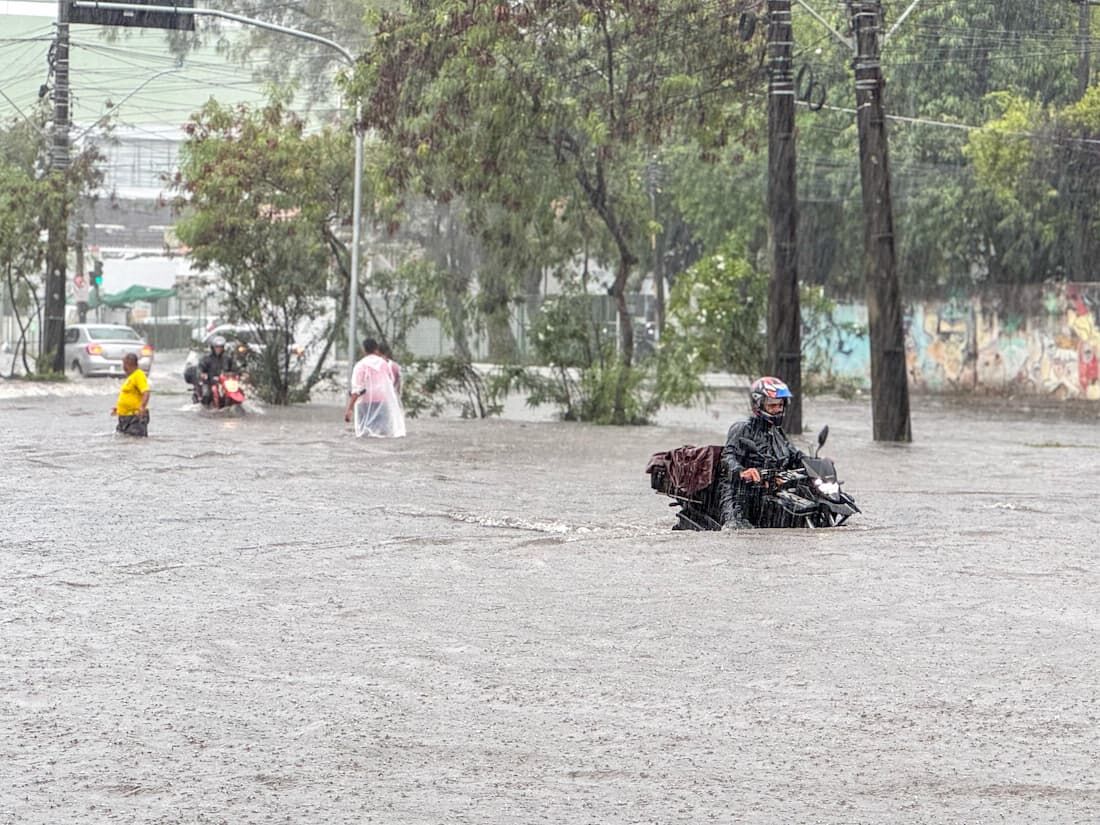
86, 326, 142, 341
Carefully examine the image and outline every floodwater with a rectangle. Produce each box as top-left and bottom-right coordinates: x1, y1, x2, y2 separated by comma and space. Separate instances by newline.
2, 370, 1099, 824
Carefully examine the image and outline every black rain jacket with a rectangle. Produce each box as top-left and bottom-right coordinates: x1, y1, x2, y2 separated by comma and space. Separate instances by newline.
198, 351, 238, 382
718, 415, 805, 524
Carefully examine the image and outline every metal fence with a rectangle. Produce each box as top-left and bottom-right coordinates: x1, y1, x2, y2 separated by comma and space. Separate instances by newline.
399, 293, 658, 361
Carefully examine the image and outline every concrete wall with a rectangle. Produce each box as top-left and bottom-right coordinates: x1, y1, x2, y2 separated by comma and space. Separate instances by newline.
807, 283, 1100, 400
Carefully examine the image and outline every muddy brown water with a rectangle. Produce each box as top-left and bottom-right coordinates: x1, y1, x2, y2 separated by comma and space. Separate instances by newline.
3, 381, 1098, 823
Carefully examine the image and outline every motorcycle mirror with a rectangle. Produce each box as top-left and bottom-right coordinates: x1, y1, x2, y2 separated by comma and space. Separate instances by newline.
816, 425, 829, 457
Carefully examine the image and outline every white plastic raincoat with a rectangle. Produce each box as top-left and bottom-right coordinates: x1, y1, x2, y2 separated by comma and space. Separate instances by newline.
351, 353, 406, 438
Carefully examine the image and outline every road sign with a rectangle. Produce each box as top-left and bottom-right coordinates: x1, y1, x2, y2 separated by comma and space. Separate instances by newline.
69, 1, 196, 32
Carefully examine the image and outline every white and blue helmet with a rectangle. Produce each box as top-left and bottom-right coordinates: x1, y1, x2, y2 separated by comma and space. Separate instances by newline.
750, 376, 792, 425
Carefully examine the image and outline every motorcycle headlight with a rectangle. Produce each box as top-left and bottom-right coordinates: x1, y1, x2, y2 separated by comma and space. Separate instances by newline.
814, 479, 840, 496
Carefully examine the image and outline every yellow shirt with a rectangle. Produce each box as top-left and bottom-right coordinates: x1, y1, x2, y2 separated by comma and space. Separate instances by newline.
116, 369, 149, 416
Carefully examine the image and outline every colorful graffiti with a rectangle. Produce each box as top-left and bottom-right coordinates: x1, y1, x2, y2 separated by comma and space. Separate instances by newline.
804, 283, 1100, 400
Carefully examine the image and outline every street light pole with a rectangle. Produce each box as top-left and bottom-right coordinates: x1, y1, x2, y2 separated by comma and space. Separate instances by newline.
71, 1, 366, 384
348, 101, 364, 376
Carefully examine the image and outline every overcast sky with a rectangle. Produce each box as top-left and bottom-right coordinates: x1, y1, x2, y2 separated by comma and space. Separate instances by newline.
0, 1, 57, 17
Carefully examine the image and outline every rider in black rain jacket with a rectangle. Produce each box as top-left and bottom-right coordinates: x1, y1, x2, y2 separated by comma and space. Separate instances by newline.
719, 377, 804, 529
196, 335, 239, 404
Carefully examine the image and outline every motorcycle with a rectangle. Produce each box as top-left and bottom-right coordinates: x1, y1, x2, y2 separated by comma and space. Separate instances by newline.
184, 366, 247, 411
645, 426, 860, 530
207, 373, 247, 410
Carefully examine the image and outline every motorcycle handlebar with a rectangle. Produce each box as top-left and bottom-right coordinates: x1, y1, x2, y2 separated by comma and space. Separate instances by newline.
743, 467, 806, 486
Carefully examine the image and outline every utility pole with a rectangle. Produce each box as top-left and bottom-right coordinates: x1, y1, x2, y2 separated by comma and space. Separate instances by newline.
766, 0, 802, 433
1078, 0, 1093, 98
42, 0, 72, 373
849, 0, 911, 442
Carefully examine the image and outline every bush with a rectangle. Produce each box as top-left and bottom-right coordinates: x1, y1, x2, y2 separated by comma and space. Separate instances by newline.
401, 357, 503, 419
522, 291, 654, 424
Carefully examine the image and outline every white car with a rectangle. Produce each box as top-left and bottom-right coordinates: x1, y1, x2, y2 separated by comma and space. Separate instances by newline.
64, 324, 154, 377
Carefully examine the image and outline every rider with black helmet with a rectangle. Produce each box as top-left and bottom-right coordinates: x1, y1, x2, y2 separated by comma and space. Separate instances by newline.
197, 334, 239, 406
718, 376, 805, 529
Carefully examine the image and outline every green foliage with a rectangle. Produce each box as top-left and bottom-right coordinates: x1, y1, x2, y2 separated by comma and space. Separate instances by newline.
0, 161, 45, 304
122, 0, 1100, 399
963, 94, 1043, 208
530, 293, 607, 373
367, 254, 445, 353
662, 132, 767, 258
1063, 84, 1100, 130
400, 356, 503, 419
0, 110, 102, 377
572, 360, 653, 425
659, 237, 768, 387
501, 290, 654, 424
957, 85, 1100, 282
25, 366, 66, 382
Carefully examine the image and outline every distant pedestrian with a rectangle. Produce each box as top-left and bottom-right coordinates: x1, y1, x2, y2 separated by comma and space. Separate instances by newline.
344, 338, 406, 438
111, 353, 150, 437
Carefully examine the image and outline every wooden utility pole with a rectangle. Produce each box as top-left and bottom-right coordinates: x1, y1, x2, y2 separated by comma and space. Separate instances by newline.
42, 0, 71, 373
849, 0, 911, 442
766, 0, 802, 433
1078, 0, 1093, 98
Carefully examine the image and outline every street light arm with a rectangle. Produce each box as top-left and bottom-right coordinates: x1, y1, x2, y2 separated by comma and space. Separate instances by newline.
70, 2, 355, 65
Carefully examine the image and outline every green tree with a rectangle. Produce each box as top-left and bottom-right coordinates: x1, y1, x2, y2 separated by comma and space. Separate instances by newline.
963, 87, 1100, 283
656, 236, 767, 406
0, 110, 103, 377
0, 160, 45, 377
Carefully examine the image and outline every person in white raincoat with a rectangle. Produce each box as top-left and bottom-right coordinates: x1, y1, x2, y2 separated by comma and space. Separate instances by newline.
343, 338, 406, 438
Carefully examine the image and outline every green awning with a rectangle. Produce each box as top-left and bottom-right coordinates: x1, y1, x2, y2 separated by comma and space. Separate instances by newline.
89, 284, 177, 308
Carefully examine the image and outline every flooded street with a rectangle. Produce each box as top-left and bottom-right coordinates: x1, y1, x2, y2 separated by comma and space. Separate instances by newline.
3, 373, 1099, 824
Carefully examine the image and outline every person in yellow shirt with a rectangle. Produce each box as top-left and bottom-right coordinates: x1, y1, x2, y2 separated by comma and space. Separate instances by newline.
111, 353, 150, 437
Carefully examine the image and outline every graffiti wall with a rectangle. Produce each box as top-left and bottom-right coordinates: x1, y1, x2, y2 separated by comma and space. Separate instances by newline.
806, 283, 1100, 399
